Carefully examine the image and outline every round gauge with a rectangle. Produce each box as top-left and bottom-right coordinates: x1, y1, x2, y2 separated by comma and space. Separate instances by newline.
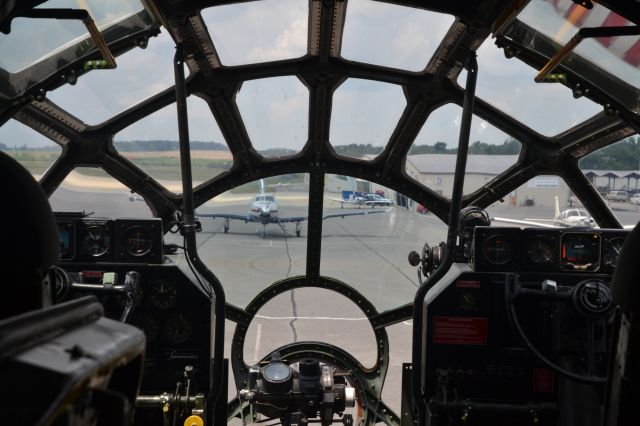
123, 226, 153, 257
53, 266, 70, 301
82, 225, 111, 257
527, 237, 554, 264
482, 235, 512, 265
150, 281, 177, 309
603, 237, 625, 267
560, 232, 600, 271
573, 280, 613, 317
130, 312, 159, 342
164, 313, 193, 344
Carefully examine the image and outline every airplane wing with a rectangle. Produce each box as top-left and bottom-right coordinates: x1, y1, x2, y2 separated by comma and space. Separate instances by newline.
272, 216, 307, 223
323, 207, 392, 220
197, 212, 259, 222
491, 217, 562, 229
198, 208, 392, 224
327, 197, 363, 205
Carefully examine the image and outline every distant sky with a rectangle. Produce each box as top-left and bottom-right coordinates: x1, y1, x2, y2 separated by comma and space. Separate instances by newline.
0, 0, 608, 150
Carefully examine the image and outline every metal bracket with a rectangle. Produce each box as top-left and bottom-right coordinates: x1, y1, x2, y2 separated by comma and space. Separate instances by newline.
536, 25, 640, 83
18, 8, 117, 69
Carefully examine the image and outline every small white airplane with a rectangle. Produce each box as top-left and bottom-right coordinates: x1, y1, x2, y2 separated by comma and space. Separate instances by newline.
197, 180, 392, 238
493, 196, 595, 228
329, 193, 394, 209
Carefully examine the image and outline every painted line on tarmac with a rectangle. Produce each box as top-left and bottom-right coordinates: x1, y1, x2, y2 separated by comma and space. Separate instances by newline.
253, 323, 262, 361
256, 314, 413, 325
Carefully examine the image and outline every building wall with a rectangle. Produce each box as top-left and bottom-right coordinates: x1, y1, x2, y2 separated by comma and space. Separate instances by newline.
413, 172, 573, 208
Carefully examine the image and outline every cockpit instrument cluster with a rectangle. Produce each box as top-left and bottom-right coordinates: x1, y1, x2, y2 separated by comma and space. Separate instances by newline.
54, 213, 163, 264
473, 227, 628, 274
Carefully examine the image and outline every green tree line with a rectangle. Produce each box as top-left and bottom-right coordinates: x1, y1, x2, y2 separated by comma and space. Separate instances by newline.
4, 136, 639, 170
578, 136, 640, 170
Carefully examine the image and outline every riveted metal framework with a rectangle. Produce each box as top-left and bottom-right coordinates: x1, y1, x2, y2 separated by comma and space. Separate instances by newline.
1, 1, 640, 424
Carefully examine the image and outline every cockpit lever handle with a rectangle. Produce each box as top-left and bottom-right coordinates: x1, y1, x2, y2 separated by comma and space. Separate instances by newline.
542, 279, 558, 294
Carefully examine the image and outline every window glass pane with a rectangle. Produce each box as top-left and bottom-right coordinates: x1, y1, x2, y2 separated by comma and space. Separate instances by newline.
488, 176, 590, 228
321, 174, 446, 311
405, 104, 521, 197
193, 175, 308, 308
461, 38, 602, 136
579, 136, 640, 227
243, 288, 378, 368
114, 96, 230, 188
341, 0, 454, 71
0, 119, 61, 177
0, 0, 145, 72
518, 0, 640, 88
330, 79, 405, 160
201, 0, 308, 66
237, 76, 308, 158
48, 29, 175, 124
49, 167, 152, 217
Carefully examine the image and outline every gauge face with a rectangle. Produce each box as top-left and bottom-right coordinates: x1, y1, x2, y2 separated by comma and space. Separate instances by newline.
482, 235, 512, 265
574, 280, 613, 316
526, 236, 554, 264
164, 313, 193, 344
150, 281, 177, 309
53, 266, 70, 300
123, 226, 153, 257
560, 232, 600, 271
130, 312, 159, 342
82, 225, 111, 257
603, 237, 625, 267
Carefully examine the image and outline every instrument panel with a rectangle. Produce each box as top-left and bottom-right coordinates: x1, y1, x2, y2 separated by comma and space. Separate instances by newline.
59, 262, 212, 394
472, 227, 629, 274
54, 213, 163, 264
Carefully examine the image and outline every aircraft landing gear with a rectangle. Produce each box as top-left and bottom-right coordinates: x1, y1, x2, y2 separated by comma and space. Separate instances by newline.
224, 218, 230, 234
295, 222, 301, 237
261, 225, 267, 239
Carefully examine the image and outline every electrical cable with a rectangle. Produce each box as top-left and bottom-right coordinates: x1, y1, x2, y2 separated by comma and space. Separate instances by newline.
504, 277, 606, 385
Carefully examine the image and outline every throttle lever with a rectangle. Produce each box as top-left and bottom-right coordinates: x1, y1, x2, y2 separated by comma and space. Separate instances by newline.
120, 271, 141, 322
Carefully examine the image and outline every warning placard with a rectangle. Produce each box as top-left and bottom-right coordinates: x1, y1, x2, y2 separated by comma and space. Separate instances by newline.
532, 368, 555, 393
433, 316, 488, 345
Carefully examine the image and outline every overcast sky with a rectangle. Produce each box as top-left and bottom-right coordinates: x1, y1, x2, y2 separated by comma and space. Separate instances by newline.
0, 0, 610, 151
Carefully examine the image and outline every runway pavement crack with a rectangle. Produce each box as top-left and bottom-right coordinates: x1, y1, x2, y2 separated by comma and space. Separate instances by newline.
336, 222, 418, 288
283, 233, 298, 341
196, 222, 225, 249
289, 289, 299, 342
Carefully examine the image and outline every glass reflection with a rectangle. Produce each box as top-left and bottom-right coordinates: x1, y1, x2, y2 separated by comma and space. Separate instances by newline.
0, 119, 61, 178
406, 104, 521, 196
463, 38, 602, 136
49, 167, 151, 217
321, 174, 447, 311
579, 135, 640, 227
341, 0, 455, 71
202, 0, 308, 66
330, 79, 405, 159
193, 175, 309, 307
48, 29, 176, 124
114, 97, 230, 188
237, 76, 308, 158
243, 288, 378, 368
487, 175, 591, 228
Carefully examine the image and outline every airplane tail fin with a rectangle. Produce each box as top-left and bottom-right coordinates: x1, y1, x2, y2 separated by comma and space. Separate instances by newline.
554, 196, 560, 218
260, 179, 266, 194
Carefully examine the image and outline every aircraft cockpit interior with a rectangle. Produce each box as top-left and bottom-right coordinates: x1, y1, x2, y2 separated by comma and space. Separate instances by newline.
0, 1, 638, 425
